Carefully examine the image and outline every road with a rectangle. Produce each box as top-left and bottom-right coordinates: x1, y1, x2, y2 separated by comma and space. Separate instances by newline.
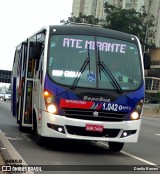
144, 103, 159, 109
0, 100, 160, 174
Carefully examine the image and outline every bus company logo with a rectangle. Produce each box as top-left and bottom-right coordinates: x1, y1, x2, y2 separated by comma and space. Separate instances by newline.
83, 96, 111, 102
93, 111, 99, 117
2, 166, 11, 172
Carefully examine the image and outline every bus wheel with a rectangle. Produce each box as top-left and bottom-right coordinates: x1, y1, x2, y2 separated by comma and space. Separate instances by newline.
33, 113, 44, 146
108, 142, 124, 152
19, 125, 26, 132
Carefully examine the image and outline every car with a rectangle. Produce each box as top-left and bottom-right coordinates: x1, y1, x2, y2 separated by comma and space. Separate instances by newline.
3, 91, 11, 101
147, 98, 160, 104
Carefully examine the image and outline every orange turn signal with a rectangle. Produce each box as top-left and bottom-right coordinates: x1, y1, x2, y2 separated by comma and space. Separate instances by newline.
44, 91, 49, 97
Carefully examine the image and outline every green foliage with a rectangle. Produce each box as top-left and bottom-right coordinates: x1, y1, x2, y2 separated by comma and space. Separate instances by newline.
61, 13, 100, 25
72, 13, 100, 25
103, 3, 157, 45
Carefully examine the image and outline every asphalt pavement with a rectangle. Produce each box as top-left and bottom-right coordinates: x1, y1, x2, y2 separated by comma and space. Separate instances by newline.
0, 101, 160, 174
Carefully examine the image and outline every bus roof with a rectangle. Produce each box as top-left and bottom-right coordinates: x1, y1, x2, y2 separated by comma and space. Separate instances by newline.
15, 23, 139, 48
49, 23, 138, 43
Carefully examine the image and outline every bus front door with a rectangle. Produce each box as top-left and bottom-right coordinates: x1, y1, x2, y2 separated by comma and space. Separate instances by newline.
18, 41, 41, 131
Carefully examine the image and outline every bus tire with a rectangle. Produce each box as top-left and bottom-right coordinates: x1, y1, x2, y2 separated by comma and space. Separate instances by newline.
19, 125, 26, 132
108, 142, 124, 152
33, 111, 44, 146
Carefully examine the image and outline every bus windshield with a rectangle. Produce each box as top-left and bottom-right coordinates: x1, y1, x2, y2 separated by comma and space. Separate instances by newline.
48, 35, 142, 91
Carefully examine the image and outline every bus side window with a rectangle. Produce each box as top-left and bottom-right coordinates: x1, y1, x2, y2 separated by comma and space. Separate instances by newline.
27, 42, 43, 78
36, 44, 44, 83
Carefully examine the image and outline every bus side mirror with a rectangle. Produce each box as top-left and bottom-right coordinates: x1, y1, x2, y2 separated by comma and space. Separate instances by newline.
143, 53, 151, 69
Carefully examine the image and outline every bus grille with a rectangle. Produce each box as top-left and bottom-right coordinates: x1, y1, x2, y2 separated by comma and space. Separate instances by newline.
63, 109, 126, 121
66, 125, 120, 137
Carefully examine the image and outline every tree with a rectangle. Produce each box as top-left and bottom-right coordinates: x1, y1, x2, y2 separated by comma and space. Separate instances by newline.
60, 13, 100, 25
103, 3, 157, 46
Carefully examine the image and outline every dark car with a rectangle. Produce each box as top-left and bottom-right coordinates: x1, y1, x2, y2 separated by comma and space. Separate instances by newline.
147, 98, 160, 104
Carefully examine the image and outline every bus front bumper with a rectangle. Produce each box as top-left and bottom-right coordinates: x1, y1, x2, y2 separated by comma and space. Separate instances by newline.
39, 112, 142, 143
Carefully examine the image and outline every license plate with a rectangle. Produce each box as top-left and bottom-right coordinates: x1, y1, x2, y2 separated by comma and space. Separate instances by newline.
85, 124, 103, 132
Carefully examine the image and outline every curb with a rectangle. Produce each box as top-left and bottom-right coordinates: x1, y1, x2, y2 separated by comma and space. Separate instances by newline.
0, 130, 34, 174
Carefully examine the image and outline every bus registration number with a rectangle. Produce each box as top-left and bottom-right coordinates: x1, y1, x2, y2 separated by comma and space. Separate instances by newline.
85, 124, 103, 132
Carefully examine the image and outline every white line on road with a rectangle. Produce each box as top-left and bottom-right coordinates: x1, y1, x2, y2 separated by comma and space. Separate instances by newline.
7, 136, 23, 141
0, 130, 34, 174
155, 134, 160, 136
98, 142, 160, 168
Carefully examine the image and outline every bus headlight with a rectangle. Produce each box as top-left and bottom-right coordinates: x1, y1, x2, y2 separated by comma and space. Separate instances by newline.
130, 99, 144, 120
47, 104, 57, 114
130, 111, 139, 120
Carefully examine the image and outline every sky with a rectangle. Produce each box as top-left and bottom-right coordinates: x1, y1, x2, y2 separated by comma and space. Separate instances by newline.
0, 0, 73, 71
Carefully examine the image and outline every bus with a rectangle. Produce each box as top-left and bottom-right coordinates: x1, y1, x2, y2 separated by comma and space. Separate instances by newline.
11, 23, 145, 151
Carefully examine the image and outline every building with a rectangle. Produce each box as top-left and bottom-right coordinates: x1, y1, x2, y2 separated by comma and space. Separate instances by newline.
145, 48, 160, 99
72, 0, 117, 19
95, 0, 106, 19
144, 0, 160, 99
72, 0, 97, 17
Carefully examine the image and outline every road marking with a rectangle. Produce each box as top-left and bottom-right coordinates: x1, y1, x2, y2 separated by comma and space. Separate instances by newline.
98, 142, 159, 167
21, 134, 32, 141
0, 130, 34, 174
4, 132, 31, 141
155, 134, 160, 136
7, 136, 23, 141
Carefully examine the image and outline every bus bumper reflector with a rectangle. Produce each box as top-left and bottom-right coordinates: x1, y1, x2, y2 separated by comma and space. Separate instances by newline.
47, 123, 65, 134
120, 130, 137, 138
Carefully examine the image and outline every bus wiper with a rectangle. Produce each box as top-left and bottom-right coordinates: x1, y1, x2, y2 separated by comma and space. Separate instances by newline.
70, 45, 91, 90
97, 47, 123, 94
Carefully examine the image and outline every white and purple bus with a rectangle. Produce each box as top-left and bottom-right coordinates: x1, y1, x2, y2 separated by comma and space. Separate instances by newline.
11, 23, 145, 151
